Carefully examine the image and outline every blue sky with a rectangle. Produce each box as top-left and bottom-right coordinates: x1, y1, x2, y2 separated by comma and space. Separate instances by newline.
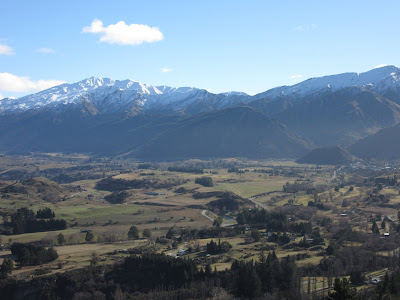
0, 0, 399, 98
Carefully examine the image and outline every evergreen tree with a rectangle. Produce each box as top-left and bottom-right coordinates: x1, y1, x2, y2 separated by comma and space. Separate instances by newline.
0, 258, 14, 275
251, 228, 261, 242
90, 251, 99, 267
233, 261, 261, 298
142, 228, 152, 239
350, 270, 365, 286
205, 263, 212, 277
326, 241, 336, 255
85, 231, 94, 242
11, 207, 35, 234
195, 176, 213, 187
381, 220, 386, 229
36, 207, 55, 219
57, 233, 66, 245
213, 217, 223, 227
128, 226, 139, 239
327, 278, 360, 300
372, 221, 380, 234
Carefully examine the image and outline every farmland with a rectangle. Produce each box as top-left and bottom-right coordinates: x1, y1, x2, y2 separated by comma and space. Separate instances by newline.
0, 154, 400, 298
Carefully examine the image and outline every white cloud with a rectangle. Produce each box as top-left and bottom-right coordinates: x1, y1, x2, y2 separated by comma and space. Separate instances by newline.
161, 67, 173, 73
289, 74, 304, 79
0, 93, 4, 100
0, 73, 65, 93
0, 43, 14, 55
82, 19, 164, 45
36, 47, 55, 54
293, 24, 317, 32
374, 64, 389, 69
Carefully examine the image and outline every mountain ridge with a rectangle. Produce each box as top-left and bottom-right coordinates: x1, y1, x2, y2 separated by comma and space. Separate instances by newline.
297, 146, 358, 165
348, 123, 400, 160
2, 65, 400, 116
1, 66, 400, 160
129, 106, 313, 160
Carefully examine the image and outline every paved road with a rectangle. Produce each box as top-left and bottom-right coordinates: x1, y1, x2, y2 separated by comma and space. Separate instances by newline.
248, 197, 269, 210
201, 210, 215, 222
200, 210, 236, 227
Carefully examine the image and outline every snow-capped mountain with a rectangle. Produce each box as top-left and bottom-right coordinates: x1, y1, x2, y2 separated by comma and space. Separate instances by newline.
0, 77, 250, 114
254, 65, 400, 100
1, 65, 400, 159
2, 65, 400, 116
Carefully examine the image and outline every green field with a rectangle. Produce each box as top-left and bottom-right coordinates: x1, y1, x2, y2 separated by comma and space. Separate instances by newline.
0, 152, 398, 298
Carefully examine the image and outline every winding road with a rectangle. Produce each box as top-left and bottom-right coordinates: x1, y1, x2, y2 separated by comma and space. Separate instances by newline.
201, 210, 215, 222
248, 196, 269, 210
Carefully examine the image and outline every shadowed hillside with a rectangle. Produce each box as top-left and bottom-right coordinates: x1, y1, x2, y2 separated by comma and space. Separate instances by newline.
130, 106, 313, 160
274, 87, 400, 146
296, 146, 358, 165
348, 123, 400, 160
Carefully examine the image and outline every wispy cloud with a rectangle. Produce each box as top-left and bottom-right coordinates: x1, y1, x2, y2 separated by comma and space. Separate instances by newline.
82, 19, 164, 46
0, 43, 14, 55
289, 74, 304, 80
292, 24, 317, 32
374, 64, 389, 69
0, 73, 65, 93
36, 47, 55, 54
161, 67, 173, 73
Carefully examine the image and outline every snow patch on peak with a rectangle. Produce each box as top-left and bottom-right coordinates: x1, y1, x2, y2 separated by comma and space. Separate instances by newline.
0, 76, 226, 113
222, 91, 249, 96
255, 65, 400, 100
2, 66, 400, 114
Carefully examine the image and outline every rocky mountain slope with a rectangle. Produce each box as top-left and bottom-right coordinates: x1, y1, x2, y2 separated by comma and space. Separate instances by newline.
1, 65, 400, 160
0, 77, 250, 115
274, 87, 400, 146
129, 107, 313, 159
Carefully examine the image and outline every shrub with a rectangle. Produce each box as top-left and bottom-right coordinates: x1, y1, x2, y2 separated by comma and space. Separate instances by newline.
10, 243, 58, 266
195, 177, 213, 187
128, 226, 139, 240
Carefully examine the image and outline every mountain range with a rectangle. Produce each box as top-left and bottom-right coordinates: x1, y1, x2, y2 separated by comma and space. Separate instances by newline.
1, 65, 400, 160
296, 146, 358, 165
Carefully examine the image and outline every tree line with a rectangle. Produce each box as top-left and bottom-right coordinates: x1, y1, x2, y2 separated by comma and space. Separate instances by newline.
95, 177, 184, 192
10, 242, 58, 266
195, 177, 213, 187
6, 207, 66, 235
167, 166, 204, 174
0, 251, 302, 299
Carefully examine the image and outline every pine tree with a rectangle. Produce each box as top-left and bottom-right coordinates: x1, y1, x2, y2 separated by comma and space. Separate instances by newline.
327, 278, 360, 300
372, 221, 380, 234
142, 228, 152, 239
0, 258, 14, 275
90, 251, 99, 267
251, 228, 261, 242
381, 220, 386, 230
57, 233, 66, 245
128, 226, 139, 239
85, 231, 94, 242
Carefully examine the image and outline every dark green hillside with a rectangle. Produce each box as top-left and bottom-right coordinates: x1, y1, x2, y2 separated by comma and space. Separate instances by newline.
0, 108, 183, 155
348, 123, 400, 160
130, 106, 312, 160
274, 87, 400, 147
296, 146, 358, 165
